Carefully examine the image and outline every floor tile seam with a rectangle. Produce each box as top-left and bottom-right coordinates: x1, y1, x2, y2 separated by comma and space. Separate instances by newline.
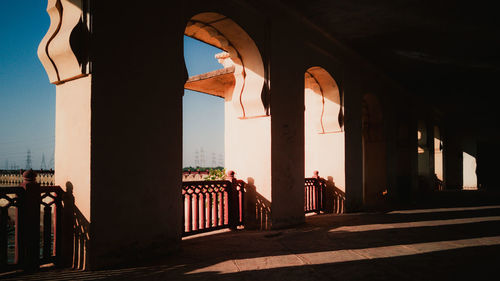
231, 259, 242, 273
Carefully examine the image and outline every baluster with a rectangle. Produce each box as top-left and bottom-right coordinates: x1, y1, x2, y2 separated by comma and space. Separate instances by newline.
199, 193, 205, 230
186, 194, 192, 233
193, 192, 198, 231
309, 183, 314, 211
304, 185, 307, 211
308, 182, 312, 211
224, 188, 229, 225
53, 195, 62, 264
239, 184, 244, 225
212, 192, 217, 227
78, 232, 85, 269
207, 191, 212, 228
0, 207, 8, 266
218, 191, 223, 226
73, 227, 79, 268
43, 204, 52, 260
14, 207, 19, 264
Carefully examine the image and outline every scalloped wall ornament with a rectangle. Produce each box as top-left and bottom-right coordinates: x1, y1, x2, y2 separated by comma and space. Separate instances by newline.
38, 0, 90, 85
305, 67, 342, 133
185, 14, 266, 118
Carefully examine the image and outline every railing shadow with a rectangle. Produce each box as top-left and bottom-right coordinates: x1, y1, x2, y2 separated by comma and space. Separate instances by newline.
63, 182, 89, 270
244, 177, 271, 230
6, 201, 500, 280
324, 176, 345, 214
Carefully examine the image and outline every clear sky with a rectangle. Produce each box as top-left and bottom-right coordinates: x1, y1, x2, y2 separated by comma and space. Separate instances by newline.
183, 37, 225, 168
0, 2, 224, 170
0, 1, 55, 170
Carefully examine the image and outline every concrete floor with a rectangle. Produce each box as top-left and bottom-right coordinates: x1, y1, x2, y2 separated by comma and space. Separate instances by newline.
4, 202, 500, 280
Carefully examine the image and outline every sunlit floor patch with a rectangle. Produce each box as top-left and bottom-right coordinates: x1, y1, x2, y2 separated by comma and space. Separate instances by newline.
388, 205, 500, 214
186, 235, 500, 274
328, 215, 500, 233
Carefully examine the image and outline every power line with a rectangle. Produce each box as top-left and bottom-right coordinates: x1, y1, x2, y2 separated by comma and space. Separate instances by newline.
25, 149, 32, 170
41, 153, 47, 170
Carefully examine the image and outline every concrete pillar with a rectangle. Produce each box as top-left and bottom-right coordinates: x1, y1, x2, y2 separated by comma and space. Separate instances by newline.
343, 74, 363, 212
417, 118, 435, 192
386, 102, 416, 203
443, 129, 463, 190
38, 1, 185, 269
477, 141, 500, 190
269, 20, 305, 228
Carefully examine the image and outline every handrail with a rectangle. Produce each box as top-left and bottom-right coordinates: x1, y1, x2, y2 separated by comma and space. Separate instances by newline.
305, 177, 325, 213
182, 171, 244, 236
0, 170, 69, 273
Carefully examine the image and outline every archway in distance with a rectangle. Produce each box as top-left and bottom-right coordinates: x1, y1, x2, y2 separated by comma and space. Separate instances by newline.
304, 66, 345, 213
183, 12, 271, 229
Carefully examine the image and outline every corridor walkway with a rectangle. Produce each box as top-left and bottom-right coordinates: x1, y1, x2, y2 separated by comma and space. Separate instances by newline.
4, 202, 500, 280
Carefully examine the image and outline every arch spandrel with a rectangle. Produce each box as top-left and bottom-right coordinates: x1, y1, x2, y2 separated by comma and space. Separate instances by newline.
38, 0, 89, 85
305, 67, 342, 133
184, 13, 265, 118
38, 0, 63, 83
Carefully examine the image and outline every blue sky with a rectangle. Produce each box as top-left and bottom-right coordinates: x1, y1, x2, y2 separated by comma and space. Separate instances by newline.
183, 37, 225, 167
0, 2, 224, 169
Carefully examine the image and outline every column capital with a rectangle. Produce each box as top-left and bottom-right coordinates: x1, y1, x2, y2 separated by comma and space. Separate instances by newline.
38, 0, 90, 85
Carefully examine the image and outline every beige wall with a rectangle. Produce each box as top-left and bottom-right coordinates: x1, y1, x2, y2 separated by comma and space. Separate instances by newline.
434, 126, 443, 181
55, 76, 91, 220
304, 71, 345, 191
463, 152, 477, 189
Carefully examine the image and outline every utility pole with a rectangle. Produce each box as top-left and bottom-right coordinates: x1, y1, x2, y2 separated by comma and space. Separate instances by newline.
211, 152, 216, 167
41, 153, 47, 170
200, 147, 205, 167
194, 148, 200, 167
25, 149, 32, 170
218, 153, 224, 167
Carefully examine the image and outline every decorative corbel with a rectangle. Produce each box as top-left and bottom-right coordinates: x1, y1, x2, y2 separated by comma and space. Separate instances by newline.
38, 0, 90, 85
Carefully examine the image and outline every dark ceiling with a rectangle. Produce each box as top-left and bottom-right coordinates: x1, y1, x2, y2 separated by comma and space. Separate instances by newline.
284, 0, 500, 135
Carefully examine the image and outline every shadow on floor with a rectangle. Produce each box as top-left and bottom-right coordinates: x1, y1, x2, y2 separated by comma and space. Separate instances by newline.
4, 194, 500, 281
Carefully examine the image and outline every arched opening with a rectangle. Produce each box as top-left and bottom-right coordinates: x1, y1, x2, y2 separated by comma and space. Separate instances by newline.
434, 125, 444, 190
362, 93, 387, 207
183, 12, 269, 232
463, 151, 477, 190
183, 36, 225, 179
304, 67, 345, 213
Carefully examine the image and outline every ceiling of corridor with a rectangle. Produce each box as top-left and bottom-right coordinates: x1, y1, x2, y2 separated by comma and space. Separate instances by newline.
284, 0, 500, 136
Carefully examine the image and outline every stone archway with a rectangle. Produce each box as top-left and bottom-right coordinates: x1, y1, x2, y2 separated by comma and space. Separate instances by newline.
183, 12, 271, 229
304, 67, 345, 213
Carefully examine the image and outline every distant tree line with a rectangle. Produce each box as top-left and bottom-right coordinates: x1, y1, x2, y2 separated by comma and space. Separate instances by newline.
183, 166, 224, 172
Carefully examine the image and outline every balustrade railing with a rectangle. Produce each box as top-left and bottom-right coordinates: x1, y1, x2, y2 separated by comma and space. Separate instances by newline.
39, 186, 63, 264
0, 186, 24, 271
182, 171, 244, 236
305, 175, 326, 214
0, 170, 55, 186
0, 170, 69, 273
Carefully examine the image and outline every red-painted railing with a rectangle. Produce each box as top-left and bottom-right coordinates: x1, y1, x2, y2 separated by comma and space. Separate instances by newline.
0, 186, 23, 271
0, 170, 70, 273
39, 186, 63, 265
182, 171, 244, 236
304, 175, 326, 214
